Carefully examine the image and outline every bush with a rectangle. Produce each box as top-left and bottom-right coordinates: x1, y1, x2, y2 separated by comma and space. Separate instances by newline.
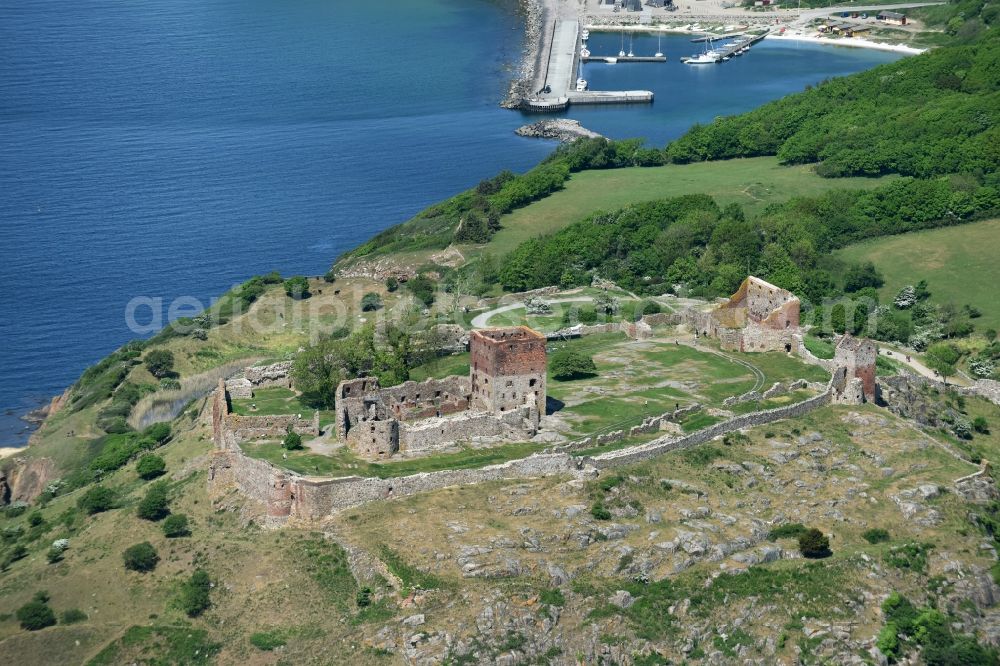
798, 528, 832, 559
78, 486, 115, 515
973, 416, 990, 434
178, 569, 211, 617
591, 503, 611, 520
768, 523, 807, 541
406, 274, 436, 307
250, 631, 286, 651
283, 431, 303, 451
162, 514, 190, 538
323, 270, 337, 283
144, 422, 172, 444
136, 482, 170, 521
144, 349, 175, 379
61, 608, 87, 624
386, 276, 398, 292
46, 546, 64, 564
550, 349, 598, 380
356, 586, 373, 607
360, 292, 382, 312
16, 599, 56, 631
123, 542, 159, 572
136, 454, 166, 480
863, 528, 891, 544
283, 276, 310, 299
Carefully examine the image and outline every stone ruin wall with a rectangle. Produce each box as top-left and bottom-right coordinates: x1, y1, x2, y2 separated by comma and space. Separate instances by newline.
399, 408, 531, 454
244, 361, 294, 388
834, 338, 878, 401
347, 419, 399, 459
210, 380, 318, 449
734, 321, 799, 353
470, 328, 547, 417
583, 387, 834, 469
377, 376, 471, 421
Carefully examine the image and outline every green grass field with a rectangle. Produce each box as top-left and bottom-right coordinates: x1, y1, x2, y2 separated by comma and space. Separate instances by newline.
478, 157, 893, 257
835, 218, 1000, 330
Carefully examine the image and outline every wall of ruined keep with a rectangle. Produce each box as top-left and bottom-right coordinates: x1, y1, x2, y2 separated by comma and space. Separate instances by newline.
736, 321, 798, 353
225, 412, 319, 442
377, 377, 471, 421
470, 327, 547, 417
399, 408, 531, 454
347, 419, 399, 459
833, 336, 877, 400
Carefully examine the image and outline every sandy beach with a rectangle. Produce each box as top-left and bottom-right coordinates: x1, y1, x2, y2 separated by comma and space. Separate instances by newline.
0, 447, 25, 460
765, 30, 925, 54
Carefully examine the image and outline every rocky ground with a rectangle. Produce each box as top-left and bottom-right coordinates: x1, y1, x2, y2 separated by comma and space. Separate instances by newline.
516, 119, 603, 143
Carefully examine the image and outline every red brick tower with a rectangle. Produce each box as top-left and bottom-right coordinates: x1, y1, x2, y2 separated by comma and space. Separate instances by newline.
470, 326, 547, 418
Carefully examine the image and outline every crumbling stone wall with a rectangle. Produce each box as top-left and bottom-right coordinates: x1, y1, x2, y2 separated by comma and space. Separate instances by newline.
399, 408, 531, 453
225, 377, 253, 399
244, 361, 294, 388
210, 380, 318, 448
583, 387, 833, 469
833, 334, 877, 401
347, 419, 399, 459
683, 276, 801, 353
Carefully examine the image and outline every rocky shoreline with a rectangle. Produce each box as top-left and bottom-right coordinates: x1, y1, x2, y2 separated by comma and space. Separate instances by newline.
515, 119, 602, 142
501, 0, 545, 109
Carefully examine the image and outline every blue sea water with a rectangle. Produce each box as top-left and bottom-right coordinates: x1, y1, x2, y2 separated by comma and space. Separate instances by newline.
0, 0, 901, 445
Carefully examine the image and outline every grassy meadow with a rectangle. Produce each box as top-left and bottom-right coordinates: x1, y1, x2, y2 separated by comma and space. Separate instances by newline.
835, 218, 1000, 330
478, 157, 894, 257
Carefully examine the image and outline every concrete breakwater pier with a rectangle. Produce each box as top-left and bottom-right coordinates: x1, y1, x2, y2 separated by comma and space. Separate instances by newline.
522, 19, 654, 113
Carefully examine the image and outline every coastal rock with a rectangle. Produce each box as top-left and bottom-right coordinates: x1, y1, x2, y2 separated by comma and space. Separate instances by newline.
515, 119, 602, 143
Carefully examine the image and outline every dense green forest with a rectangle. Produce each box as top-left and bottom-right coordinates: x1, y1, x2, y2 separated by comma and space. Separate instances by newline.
666, 32, 1000, 177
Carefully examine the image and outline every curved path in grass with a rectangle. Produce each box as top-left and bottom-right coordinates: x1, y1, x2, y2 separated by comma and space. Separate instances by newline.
471, 297, 595, 329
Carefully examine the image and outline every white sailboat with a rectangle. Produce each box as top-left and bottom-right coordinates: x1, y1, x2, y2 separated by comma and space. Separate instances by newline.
627, 32, 634, 58
581, 29, 590, 41
619, 29, 626, 58
576, 59, 587, 91
681, 37, 721, 64
654, 33, 663, 58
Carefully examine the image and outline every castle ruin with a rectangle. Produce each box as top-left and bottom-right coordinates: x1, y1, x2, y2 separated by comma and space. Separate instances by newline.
335, 326, 547, 460
685, 276, 801, 353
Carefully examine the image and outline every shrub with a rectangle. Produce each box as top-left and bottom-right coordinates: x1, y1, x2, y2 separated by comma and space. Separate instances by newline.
863, 528, 891, 544
136, 454, 166, 480
78, 486, 115, 515
406, 274, 436, 307
798, 528, 832, 559
283, 431, 303, 451
356, 586, 373, 607
640, 300, 662, 315
16, 599, 56, 631
323, 270, 337, 283
250, 631, 286, 651
61, 608, 87, 624
973, 417, 990, 434
162, 514, 190, 538
591, 503, 611, 520
953, 418, 973, 440
144, 350, 175, 379
178, 569, 211, 617
360, 292, 382, 312
386, 276, 398, 292
768, 523, 807, 541
46, 546, 64, 564
550, 349, 598, 380
123, 542, 159, 572
283, 276, 310, 299
144, 422, 172, 444
136, 482, 170, 521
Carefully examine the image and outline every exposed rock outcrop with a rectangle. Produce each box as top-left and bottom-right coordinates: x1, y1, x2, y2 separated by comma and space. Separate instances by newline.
515, 119, 602, 142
